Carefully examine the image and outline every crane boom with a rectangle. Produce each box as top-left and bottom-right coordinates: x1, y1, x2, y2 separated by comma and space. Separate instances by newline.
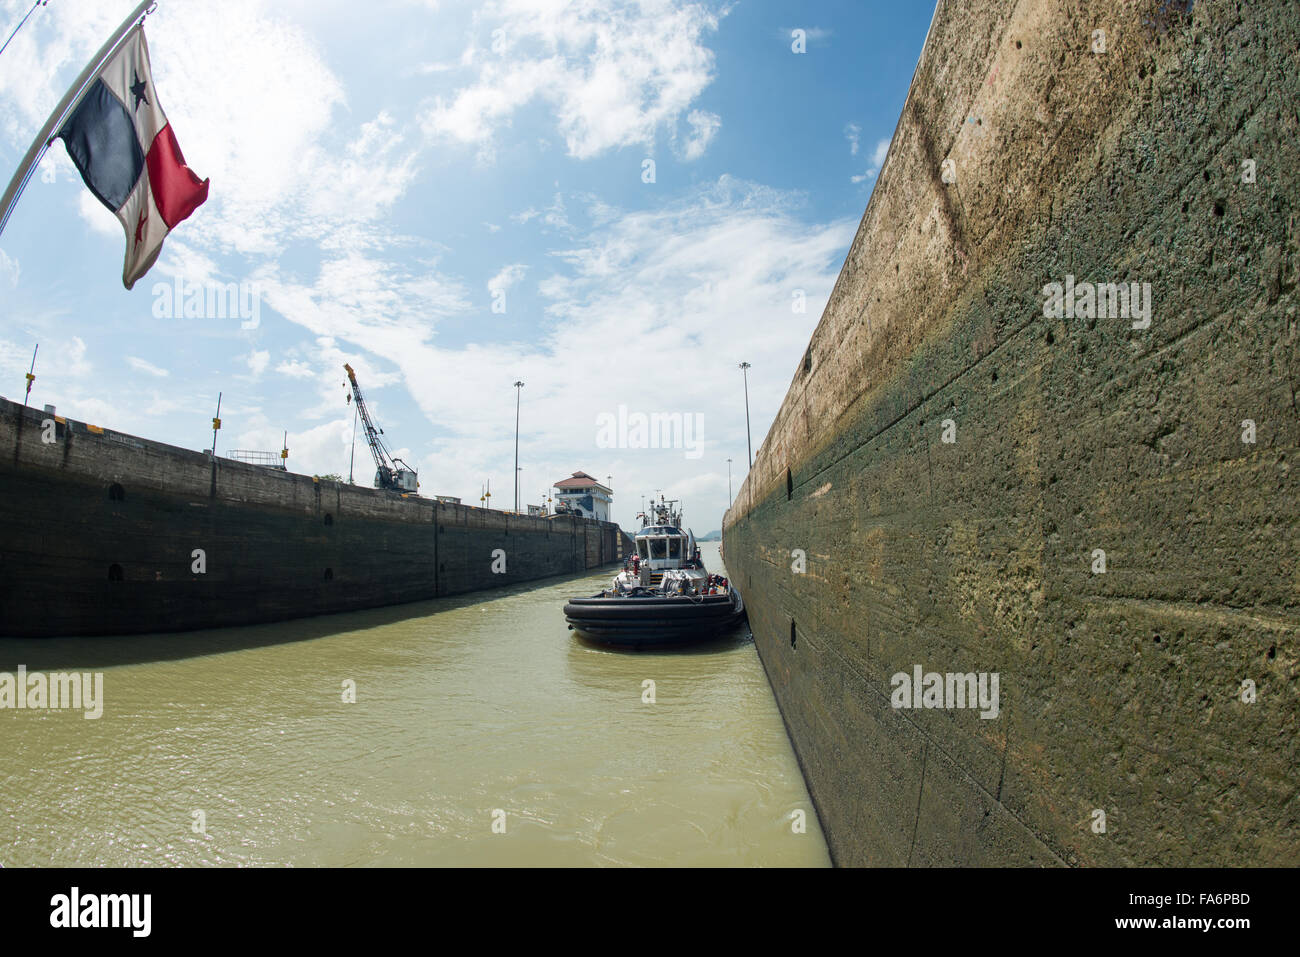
343, 363, 418, 493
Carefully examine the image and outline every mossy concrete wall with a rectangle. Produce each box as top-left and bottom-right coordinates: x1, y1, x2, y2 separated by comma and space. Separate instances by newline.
0, 396, 631, 638
723, 0, 1297, 866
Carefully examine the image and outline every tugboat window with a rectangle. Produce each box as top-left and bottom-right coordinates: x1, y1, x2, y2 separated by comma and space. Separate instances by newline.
638, 540, 649, 559
650, 538, 667, 559
668, 538, 681, 559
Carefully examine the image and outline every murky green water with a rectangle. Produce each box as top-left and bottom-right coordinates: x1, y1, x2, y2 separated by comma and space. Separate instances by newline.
0, 543, 828, 866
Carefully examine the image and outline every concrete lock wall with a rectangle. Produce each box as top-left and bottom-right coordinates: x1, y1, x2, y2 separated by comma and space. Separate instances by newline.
723, 0, 1297, 866
0, 396, 631, 637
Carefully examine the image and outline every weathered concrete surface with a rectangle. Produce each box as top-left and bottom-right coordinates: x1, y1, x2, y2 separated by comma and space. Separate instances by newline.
724, 0, 1298, 866
0, 396, 631, 637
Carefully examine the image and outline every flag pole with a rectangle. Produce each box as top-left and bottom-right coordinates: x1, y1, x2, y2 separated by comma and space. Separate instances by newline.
0, 0, 154, 240
0, 1, 49, 63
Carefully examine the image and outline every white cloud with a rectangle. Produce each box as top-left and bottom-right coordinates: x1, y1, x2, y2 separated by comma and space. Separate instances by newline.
542, 192, 569, 231
844, 122, 861, 156
256, 254, 471, 395
236, 416, 352, 479
253, 175, 855, 512
77, 190, 118, 237
245, 350, 270, 376
851, 137, 891, 183
871, 138, 890, 168
415, 60, 459, 75
145, 0, 353, 255
487, 263, 527, 296
580, 193, 619, 225
680, 110, 721, 161
780, 26, 832, 44
126, 356, 170, 377
511, 192, 569, 231
0, 249, 18, 286
275, 359, 316, 379
421, 0, 722, 160
154, 240, 220, 285
303, 111, 422, 225
141, 391, 194, 418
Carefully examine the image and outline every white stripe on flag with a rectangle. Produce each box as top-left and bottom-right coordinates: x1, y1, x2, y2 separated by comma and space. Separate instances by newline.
96, 26, 168, 155
114, 171, 167, 290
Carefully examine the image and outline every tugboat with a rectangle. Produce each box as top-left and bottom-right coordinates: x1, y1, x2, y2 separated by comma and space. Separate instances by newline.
564, 496, 745, 648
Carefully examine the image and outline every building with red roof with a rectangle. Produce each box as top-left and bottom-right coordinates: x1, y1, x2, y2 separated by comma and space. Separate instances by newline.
553, 471, 612, 521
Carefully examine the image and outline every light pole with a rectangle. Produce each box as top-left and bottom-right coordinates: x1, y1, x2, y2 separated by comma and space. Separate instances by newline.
513, 380, 524, 512
727, 457, 732, 507
739, 362, 752, 468
211, 392, 222, 457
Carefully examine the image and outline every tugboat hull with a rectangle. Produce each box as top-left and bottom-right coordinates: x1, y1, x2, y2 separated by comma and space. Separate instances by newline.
564, 589, 745, 648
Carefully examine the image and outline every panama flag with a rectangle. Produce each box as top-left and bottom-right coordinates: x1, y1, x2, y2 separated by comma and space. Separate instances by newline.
57, 25, 208, 290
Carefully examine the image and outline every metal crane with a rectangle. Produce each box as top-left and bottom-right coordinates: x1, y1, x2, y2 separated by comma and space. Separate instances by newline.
343, 363, 418, 493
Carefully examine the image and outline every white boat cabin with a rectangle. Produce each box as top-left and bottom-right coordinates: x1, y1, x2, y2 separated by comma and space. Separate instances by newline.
634, 525, 696, 571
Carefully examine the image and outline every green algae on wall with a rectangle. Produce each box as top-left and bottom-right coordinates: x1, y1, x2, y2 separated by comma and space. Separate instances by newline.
724, 0, 1298, 867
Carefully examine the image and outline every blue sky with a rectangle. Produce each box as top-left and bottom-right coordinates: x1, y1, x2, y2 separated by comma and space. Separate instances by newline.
1, 0, 934, 532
